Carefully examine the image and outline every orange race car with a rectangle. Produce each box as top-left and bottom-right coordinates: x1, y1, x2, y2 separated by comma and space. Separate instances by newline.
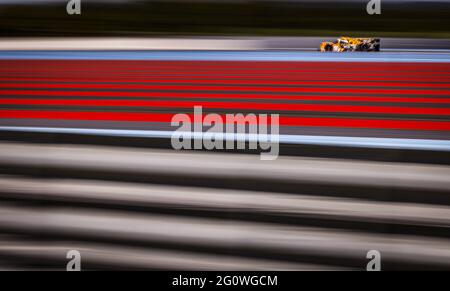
320, 37, 380, 52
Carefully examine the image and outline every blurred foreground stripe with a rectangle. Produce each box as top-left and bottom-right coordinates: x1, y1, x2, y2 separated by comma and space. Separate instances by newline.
0, 142, 449, 270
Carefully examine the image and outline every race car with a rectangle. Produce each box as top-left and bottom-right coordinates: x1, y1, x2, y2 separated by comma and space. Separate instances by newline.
320, 37, 380, 52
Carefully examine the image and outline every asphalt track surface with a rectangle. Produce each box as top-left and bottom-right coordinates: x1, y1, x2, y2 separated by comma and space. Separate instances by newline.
0, 50, 449, 150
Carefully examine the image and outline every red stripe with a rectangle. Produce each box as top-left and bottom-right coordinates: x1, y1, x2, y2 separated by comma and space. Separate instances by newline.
0, 90, 448, 104
1, 110, 449, 130
1, 62, 449, 79
3, 69, 448, 76
2, 75, 448, 83
1, 80, 450, 89
1, 98, 449, 115
1, 60, 449, 71
11, 70, 445, 74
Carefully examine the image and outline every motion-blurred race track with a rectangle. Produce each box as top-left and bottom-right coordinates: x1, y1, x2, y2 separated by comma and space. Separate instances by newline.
0, 50, 450, 270
1, 51, 450, 143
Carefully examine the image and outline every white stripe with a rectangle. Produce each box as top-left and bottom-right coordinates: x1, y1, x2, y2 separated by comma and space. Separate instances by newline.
1, 126, 450, 151
0, 51, 449, 63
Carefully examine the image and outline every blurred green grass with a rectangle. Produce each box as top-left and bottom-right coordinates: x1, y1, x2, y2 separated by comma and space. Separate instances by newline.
0, 1, 449, 38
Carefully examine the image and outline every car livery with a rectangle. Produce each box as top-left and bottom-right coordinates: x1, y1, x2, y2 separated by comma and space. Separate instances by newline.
320, 37, 380, 52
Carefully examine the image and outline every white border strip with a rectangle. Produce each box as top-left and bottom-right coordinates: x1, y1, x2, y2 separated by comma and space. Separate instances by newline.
1, 126, 450, 151
0, 51, 449, 63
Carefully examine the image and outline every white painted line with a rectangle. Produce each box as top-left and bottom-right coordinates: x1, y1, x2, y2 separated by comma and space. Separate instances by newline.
1, 126, 450, 151
0, 51, 449, 63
